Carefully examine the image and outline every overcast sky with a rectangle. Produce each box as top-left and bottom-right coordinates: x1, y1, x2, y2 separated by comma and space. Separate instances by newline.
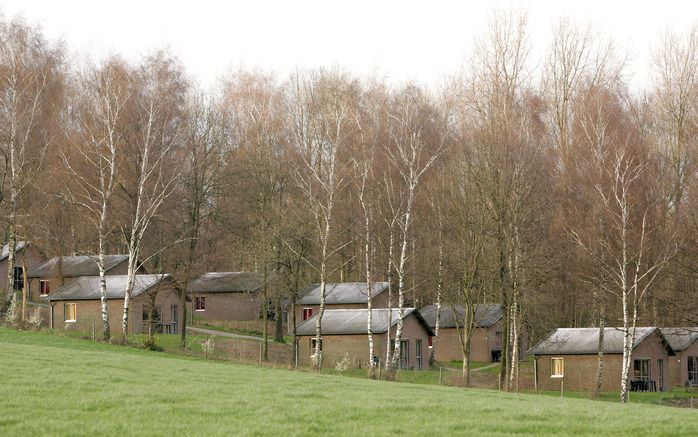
1, 0, 697, 91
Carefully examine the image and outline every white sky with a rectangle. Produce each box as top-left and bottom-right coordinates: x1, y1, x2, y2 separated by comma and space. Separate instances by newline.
1, 0, 697, 91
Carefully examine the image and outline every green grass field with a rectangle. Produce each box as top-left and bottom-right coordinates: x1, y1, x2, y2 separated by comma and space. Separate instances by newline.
1, 328, 697, 436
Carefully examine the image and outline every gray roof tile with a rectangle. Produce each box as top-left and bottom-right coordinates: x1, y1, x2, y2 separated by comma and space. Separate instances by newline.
28, 255, 128, 278
297, 308, 425, 336
659, 327, 698, 352
298, 282, 390, 305
186, 272, 262, 293
420, 303, 502, 329
528, 327, 660, 355
45, 274, 171, 301
0, 241, 27, 262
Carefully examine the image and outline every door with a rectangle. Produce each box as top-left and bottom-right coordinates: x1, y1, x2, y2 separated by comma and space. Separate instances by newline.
399, 340, 409, 370
170, 305, 178, 334
415, 339, 422, 370
689, 356, 698, 386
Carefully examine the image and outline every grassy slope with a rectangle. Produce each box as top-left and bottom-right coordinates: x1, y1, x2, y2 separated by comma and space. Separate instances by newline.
1, 329, 697, 436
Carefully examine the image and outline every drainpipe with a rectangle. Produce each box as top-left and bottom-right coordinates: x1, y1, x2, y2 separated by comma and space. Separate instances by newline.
533, 355, 538, 391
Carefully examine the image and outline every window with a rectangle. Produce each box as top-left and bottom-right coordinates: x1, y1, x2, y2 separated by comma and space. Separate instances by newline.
551, 357, 564, 378
195, 296, 206, 311
688, 356, 698, 386
633, 359, 650, 382
495, 330, 503, 347
64, 303, 77, 322
399, 340, 409, 370
415, 339, 423, 370
39, 280, 50, 296
142, 305, 161, 322
310, 338, 322, 355
302, 308, 313, 320
13, 266, 24, 291
428, 336, 433, 347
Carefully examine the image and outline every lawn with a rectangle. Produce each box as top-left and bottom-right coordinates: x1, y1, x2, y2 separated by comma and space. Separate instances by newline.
1, 328, 697, 436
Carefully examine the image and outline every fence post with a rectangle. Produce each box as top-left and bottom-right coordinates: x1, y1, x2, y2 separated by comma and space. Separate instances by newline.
259, 342, 262, 366
92, 317, 96, 341
560, 380, 564, 398
439, 367, 443, 385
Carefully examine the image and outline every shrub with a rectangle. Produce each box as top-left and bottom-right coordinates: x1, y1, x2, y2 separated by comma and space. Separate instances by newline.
334, 352, 353, 372
202, 337, 215, 359
4, 296, 20, 327
27, 308, 43, 330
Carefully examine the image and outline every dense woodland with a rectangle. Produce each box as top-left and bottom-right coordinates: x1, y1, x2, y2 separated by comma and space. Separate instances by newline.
1, 12, 698, 390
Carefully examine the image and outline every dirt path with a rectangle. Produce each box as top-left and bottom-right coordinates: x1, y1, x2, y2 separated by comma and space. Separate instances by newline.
186, 326, 264, 342
471, 362, 500, 372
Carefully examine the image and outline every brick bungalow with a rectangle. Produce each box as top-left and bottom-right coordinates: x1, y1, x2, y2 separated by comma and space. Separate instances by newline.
186, 272, 263, 321
660, 327, 698, 388
27, 254, 132, 302
0, 242, 44, 294
43, 274, 179, 335
296, 308, 433, 370
295, 281, 391, 324
529, 327, 675, 392
420, 303, 504, 363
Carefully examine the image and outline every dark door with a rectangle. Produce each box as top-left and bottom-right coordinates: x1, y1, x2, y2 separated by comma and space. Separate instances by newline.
171, 305, 178, 334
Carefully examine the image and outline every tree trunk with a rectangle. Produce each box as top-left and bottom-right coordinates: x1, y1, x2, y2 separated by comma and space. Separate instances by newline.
274, 298, 284, 343
121, 253, 139, 342
98, 250, 110, 341
429, 223, 444, 368
385, 229, 394, 366
594, 313, 605, 398
262, 264, 269, 361
4, 213, 17, 306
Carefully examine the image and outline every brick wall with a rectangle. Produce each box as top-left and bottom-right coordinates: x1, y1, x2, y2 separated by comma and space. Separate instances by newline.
188, 292, 261, 321
534, 331, 671, 392
433, 324, 503, 363
0, 246, 44, 294
672, 341, 698, 388
47, 283, 180, 335
296, 312, 430, 370
293, 290, 391, 326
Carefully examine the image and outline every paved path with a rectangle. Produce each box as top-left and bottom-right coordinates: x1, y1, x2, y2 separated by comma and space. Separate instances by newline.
186, 326, 264, 342
471, 362, 500, 372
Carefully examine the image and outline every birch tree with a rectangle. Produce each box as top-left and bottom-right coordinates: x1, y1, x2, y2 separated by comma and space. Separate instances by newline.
119, 53, 185, 340
0, 18, 63, 307
289, 70, 356, 368
569, 86, 675, 403
61, 60, 130, 340
385, 85, 443, 372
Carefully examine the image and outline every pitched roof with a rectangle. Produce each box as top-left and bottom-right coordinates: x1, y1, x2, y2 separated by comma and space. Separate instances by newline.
45, 274, 171, 301
0, 241, 27, 262
420, 303, 503, 329
296, 308, 433, 336
527, 327, 666, 355
187, 272, 262, 293
659, 327, 698, 352
297, 282, 390, 305
28, 255, 128, 278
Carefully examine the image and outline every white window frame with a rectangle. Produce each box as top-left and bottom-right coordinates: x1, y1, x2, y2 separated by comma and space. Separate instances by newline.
551, 357, 564, 378
64, 303, 77, 322
195, 295, 206, 312
310, 338, 322, 356
302, 307, 314, 320
39, 280, 50, 296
